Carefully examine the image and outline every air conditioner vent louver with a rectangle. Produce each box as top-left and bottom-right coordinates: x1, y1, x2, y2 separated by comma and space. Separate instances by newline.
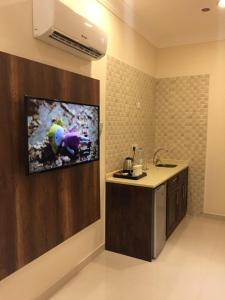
49, 31, 103, 59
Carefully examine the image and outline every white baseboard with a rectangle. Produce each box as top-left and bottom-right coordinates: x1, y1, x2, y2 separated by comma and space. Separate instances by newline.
203, 213, 225, 221
36, 244, 105, 300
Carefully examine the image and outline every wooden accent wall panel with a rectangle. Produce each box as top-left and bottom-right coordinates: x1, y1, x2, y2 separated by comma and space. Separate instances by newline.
0, 51, 100, 280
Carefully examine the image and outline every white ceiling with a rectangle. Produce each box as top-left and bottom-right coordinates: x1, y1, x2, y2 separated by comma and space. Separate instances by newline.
97, 0, 225, 48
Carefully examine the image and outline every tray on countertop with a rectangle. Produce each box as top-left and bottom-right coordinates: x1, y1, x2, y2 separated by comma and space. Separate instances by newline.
113, 171, 147, 180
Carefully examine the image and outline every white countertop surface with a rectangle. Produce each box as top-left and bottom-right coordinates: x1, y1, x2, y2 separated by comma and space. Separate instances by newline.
106, 160, 189, 188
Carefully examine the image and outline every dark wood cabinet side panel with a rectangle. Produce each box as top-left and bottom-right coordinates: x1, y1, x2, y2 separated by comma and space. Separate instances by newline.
106, 183, 153, 261
0, 51, 100, 280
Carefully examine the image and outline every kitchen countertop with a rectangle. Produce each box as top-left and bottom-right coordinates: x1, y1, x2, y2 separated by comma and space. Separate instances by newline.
106, 160, 189, 188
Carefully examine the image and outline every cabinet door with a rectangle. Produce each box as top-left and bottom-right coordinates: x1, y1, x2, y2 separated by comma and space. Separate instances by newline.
166, 189, 178, 237
178, 169, 188, 221
180, 179, 188, 220
166, 175, 179, 238
166, 169, 188, 238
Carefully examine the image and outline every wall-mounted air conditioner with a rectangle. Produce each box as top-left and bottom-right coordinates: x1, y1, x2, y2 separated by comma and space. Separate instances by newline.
33, 0, 107, 60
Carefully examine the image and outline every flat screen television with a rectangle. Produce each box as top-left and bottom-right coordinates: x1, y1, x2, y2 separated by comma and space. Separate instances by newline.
25, 96, 99, 175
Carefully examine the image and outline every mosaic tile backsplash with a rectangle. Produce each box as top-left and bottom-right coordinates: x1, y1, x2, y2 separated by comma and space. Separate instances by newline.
106, 56, 209, 215
106, 56, 155, 172
155, 75, 209, 215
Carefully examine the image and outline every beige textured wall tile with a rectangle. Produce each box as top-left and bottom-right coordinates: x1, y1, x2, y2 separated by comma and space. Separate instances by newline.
106, 56, 155, 172
155, 75, 209, 215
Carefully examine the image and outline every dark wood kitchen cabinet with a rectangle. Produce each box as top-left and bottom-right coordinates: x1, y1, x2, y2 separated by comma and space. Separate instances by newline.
166, 168, 188, 238
106, 167, 188, 261
105, 183, 154, 261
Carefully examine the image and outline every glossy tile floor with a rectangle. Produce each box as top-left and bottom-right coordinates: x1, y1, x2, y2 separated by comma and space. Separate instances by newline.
49, 216, 225, 300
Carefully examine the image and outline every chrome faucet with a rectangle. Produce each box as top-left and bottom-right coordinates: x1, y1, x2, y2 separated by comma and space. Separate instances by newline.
153, 148, 168, 165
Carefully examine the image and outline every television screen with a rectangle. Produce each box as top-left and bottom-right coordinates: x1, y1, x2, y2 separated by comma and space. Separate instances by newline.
25, 96, 99, 174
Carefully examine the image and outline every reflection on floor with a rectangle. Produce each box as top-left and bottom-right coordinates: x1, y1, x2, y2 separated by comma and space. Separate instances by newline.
49, 216, 225, 300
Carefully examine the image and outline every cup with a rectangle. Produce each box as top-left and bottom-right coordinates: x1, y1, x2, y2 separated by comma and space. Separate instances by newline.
135, 148, 144, 166
133, 164, 143, 176
142, 160, 149, 171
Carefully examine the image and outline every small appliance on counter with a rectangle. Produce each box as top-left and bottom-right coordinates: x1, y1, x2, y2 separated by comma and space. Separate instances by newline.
113, 156, 147, 180
123, 157, 133, 174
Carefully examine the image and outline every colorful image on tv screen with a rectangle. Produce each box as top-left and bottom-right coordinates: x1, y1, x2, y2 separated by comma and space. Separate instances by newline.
26, 97, 99, 174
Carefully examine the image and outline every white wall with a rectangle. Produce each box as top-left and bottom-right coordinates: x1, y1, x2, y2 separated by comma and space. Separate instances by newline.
156, 41, 225, 217
0, 0, 156, 299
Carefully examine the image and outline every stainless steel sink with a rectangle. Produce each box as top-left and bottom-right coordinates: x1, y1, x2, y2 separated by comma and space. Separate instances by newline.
156, 164, 177, 168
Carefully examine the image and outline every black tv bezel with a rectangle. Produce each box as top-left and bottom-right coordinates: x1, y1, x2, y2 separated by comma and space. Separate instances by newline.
24, 95, 100, 176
